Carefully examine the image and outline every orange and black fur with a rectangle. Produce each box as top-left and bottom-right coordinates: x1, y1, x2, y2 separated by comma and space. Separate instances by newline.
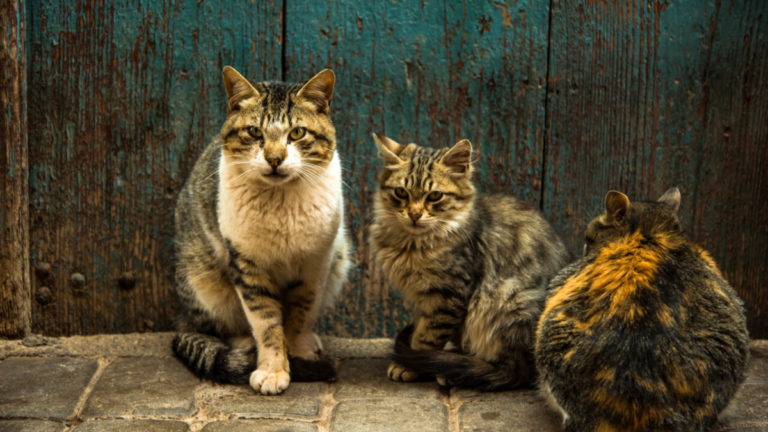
535, 188, 749, 432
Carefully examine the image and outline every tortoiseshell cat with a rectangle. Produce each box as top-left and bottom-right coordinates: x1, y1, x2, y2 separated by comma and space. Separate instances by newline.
172, 67, 350, 395
370, 134, 570, 391
536, 188, 749, 431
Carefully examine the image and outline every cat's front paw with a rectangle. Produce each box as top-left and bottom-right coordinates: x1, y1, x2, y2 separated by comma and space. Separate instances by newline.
250, 368, 291, 395
387, 361, 419, 382
290, 332, 323, 361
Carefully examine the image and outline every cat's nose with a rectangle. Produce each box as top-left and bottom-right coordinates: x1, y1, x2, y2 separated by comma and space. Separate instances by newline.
266, 156, 283, 168
408, 211, 422, 222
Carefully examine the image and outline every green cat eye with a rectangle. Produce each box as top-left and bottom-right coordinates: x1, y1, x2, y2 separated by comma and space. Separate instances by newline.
394, 187, 408, 199
289, 127, 306, 140
247, 126, 263, 139
427, 191, 443, 201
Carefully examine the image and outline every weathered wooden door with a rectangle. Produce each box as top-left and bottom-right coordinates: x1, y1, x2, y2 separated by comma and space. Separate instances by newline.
2, 0, 767, 338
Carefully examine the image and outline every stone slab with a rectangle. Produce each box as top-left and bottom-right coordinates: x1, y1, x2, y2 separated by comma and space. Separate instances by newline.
720, 426, 768, 432
323, 337, 393, 359
82, 357, 199, 417
720, 383, 768, 424
0, 357, 98, 419
203, 381, 327, 419
0, 333, 175, 360
0, 420, 66, 432
334, 358, 442, 400
458, 389, 561, 432
202, 420, 318, 432
72, 420, 190, 432
330, 398, 447, 432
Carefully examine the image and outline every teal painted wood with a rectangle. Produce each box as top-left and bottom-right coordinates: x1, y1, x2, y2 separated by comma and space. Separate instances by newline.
1, 0, 30, 337
544, 0, 714, 240
691, 0, 768, 338
19, 0, 768, 338
26, 0, 282, 335
285, 0, 552, 337
544, 0, 768, 337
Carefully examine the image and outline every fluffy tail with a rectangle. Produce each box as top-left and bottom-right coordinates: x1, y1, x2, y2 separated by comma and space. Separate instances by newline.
172, 333, 336, 384
391, 325, 532, 392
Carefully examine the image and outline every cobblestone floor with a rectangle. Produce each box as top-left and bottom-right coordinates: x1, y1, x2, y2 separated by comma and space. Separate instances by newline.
0, 334, 766, 431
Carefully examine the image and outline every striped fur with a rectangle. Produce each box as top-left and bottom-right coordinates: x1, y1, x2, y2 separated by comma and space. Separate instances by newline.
535, 188, 750, 431
370, 134, 570, 391
173, 67, 350, 395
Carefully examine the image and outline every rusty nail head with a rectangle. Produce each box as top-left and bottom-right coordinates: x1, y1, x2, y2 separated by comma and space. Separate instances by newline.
36, 286, 54, 305
35, 262, 52, 280
70, 272, 86, 294
118, 272, 136, 290
70, 272, 86, 286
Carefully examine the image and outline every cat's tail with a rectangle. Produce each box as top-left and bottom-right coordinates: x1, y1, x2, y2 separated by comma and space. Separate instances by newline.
172, 333, 336, 384
391, 325, 532, 392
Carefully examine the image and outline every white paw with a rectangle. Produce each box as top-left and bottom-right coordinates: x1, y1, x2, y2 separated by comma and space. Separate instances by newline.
290, 332, 323, 360
250, 368, 290, 395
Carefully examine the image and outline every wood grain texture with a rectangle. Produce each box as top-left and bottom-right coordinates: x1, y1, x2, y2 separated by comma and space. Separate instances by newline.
26, 0, 282, 335
13, 0, 768, 338
544, 0, 768, 337
1, 0, 30, 337
285, 0, 551, 337
691, 0, 768, 338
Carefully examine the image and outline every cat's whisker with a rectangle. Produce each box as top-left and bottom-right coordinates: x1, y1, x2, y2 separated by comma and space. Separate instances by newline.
202, 160, 253, 181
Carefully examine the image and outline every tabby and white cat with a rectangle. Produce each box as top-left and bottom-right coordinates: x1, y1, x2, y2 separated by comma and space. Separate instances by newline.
172, 67, 350, 395
535, 188, 749, 431
370, 134, 570, 391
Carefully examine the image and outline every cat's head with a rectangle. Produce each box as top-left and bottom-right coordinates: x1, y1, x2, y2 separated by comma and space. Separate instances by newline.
218, 66, 337, 186
583, 187, 683, 256
372, 134, 476, 236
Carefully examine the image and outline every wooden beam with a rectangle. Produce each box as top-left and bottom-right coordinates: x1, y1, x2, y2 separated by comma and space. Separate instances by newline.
0, 0, 30, 338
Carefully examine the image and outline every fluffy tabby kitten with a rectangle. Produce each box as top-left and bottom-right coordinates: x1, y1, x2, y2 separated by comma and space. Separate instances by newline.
172, 66, 350, 395
535, 188, 749, 431
370, 134, 570, 391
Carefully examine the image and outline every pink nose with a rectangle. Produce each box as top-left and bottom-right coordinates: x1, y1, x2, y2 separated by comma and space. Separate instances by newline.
408, 211, 421, 222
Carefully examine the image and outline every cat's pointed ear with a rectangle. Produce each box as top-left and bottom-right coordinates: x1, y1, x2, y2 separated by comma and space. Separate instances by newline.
297, 69, 335, 113
605, 190, 630, 224
222, 66, 260, 111
441, 139, 473, 176
657, 187, 681, 212
372, 133, 405, 168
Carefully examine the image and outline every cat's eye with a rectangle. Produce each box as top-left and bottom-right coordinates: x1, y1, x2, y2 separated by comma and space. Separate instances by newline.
426, 191, 443, 202
394, 187, 408, 199
289, 127, 306, 140
247, 126, 263, 139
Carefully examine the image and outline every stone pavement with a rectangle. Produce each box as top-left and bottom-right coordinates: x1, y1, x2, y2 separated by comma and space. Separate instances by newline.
0, 334, 766, 432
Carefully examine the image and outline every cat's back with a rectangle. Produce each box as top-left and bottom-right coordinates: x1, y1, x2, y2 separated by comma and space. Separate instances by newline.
475, 193, 569, 277
543, 233, 745, 339
539, 233, 749, 431
174, 138, 222, 244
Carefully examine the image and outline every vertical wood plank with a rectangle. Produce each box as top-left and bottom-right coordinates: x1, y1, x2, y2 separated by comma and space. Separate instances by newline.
26, 0, 283, 335
0, 0, 30, 338
286, 0, 551, 336
545, 0, 768, 338
692, 1, 768, 338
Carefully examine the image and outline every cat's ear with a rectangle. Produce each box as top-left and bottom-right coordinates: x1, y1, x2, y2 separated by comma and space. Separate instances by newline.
605, 190, 630, 224
297, 69, 335, 113
657, 187, 681, 212
222, 66, 260, 111
372, 133, 405, 168
441, 139, 473, 176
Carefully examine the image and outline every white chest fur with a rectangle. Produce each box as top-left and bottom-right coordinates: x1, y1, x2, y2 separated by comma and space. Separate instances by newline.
217, 153, 343, 267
